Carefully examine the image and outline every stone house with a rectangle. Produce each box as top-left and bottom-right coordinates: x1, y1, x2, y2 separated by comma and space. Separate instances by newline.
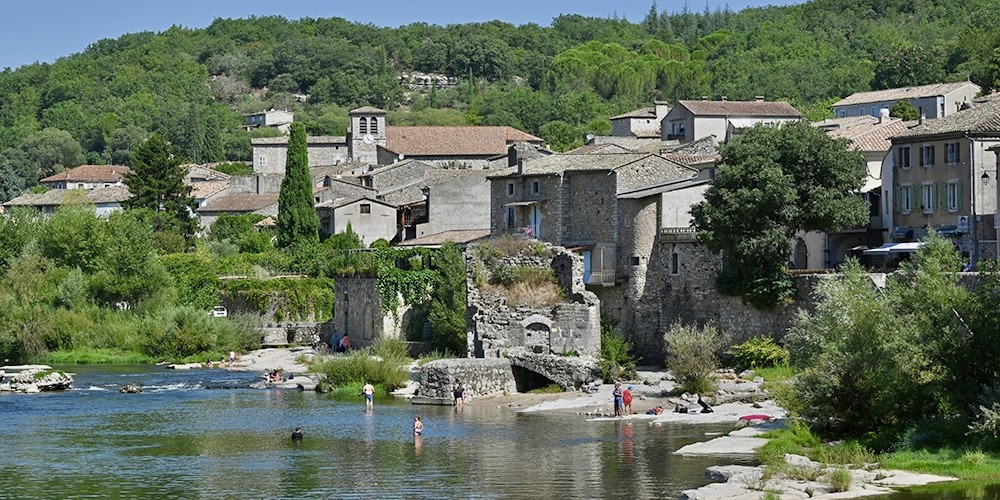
316, 196, 397, 245
609, 101, 670, 138
798, 113, 910, 268
39, 165, 131, 190
832, 81, 980, 120
251, 135, 350, 174
3, 186, 130, 217
378, 169, 492, 242
486, 153, 699, 357
661, 98, 802, 143
244, 109, 294, 133
882, 94, 1000, 265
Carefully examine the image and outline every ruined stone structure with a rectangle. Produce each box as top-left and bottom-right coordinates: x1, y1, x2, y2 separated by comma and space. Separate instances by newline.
332, 277, 421, 349
465, 242, 602, 359
418, 353, 602, 399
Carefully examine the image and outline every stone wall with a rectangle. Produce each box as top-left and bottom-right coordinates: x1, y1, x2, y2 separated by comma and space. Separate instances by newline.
419, 358, 517, 399
505, 350, 602, 391
466, 242, 601, 359
332, 277, 418, 348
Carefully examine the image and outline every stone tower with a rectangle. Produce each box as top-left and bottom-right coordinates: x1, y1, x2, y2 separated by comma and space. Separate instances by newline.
348, 106, 388, 164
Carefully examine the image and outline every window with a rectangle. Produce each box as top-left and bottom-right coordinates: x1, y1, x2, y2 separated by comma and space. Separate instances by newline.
258, 156, 266, 167
859, 108, 865, 116
505, 207, 516, 229
359, 117, 368, 134
837, 109, 846, 118
360, 203, 371, 214
922, 183, 935, 213
531, 181, 539, 195
900, 185, 913, 213
947, 181, 962, 211
630, 256, 641, 266
370, 117, 378, 134
946, 142, 960, 164
898, 146, 911, 169
920, 145, 935, 167
506, 182, 514, 196
671, 251, 680, 275
77, 183, 84, 188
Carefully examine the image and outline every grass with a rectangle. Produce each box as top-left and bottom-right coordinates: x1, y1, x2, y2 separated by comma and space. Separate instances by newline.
828, 468, 853, 492
881, 448, 1000, 481
417, 349, 457, 365
309, 346, 409, 393
527, 383, 564, 394
41, 348, 155, 365
754, 364, 799, 384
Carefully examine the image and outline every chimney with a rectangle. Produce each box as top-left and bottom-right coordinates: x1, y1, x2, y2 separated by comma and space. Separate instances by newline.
517, 158, 524, 175
879, 108, 890, 123
755, 95, 764, 102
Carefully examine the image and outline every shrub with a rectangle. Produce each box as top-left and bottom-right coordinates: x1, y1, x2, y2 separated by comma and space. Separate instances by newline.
726, 336, 790, 370
504, 281, 564, 307
310, 350, 409, 391
373, 337, 409, 363
828, 468, 853, 492
489, 263, 518, 286
599, 323, 637, 381
664, 322, 729, 394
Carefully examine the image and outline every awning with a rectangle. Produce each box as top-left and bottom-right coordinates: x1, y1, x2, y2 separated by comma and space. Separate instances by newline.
889, 242, 926, 253
890, 227, 912, 240
503, 200, 544, 207
862, 242, 928, 255
934, 225, 959, 237
863, 243, 896, 255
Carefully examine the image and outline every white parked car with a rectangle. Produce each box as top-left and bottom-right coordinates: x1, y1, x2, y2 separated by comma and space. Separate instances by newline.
210, 306, 228, 318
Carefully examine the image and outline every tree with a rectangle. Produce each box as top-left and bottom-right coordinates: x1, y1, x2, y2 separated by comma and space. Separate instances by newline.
276, 122, 319, 247
427, 242, 467, 354
690, 122, 868, 308
20, 128, 85, 180
123, 134, 197, 238
889, 99, 920, 120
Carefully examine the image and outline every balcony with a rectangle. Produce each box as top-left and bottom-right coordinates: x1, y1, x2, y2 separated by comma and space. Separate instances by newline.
660, 226, 697, 243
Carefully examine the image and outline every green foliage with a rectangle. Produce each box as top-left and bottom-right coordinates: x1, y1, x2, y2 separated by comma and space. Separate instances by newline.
528, 384, 565, 394
691, 122, 868, 308
427, 242, 467, 354
209, 213, 273, 253
889, 99, 920, 120
726, 336, 790, 371
828, 468, 853, 492
124, 134, 197, 239
310, 349, 409, 392
758, 420, 824, 467
160, 251, 221, 310
664, 322, 729, 394
599, 322, 637, 381
211, 162, 254, 176
417, 349, 458, 365
277, 122, 319, 247
221, 277, 334, 322
489, 263, 518, 286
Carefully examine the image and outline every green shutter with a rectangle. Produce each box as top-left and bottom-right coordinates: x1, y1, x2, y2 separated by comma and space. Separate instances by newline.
938, 184, 946, 210
894, 186, 901, 213
957, 181, 964, 210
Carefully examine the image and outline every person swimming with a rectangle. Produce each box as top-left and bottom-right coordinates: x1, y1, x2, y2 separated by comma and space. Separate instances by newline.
413, 415, 423, 436
292, 427, 303, 442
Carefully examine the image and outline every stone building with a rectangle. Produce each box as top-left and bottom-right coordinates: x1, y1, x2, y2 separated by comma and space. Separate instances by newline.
609, 101, 670, 138
244, 109, 294, 133
465, 241, 602, 359
38, 165, 131, 190
661, 98, 802, 144
832, 81, 980, 120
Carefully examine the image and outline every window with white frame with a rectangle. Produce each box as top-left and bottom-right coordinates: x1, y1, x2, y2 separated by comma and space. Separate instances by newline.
900, 185, 913, 213
920, 145, 935, 167
946, 142, 960, 164
922, 183, 934, 213
898, 146, 911, 169
947, 180, 961, 211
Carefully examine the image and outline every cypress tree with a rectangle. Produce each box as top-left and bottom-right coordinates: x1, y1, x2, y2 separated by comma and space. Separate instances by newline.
277, 122, 319, 247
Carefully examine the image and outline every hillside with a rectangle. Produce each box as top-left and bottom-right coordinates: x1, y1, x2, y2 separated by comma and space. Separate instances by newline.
1, 0, 998, 200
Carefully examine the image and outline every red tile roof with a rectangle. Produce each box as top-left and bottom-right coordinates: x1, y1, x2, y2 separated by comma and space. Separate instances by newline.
197, 193, 279, 213
677, 100, 802, 117
39, 165, 132, 184
385, 126, 542, 157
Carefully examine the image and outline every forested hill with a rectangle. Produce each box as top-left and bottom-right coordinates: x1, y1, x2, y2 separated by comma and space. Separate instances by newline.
1, 0, 998, 199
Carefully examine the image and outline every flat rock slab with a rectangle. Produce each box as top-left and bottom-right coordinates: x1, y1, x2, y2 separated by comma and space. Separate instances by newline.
674, 435, 769, 456
411, 396, 455, 406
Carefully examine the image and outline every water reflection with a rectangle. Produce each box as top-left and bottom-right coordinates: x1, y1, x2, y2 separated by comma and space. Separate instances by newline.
1, 366, 750, 499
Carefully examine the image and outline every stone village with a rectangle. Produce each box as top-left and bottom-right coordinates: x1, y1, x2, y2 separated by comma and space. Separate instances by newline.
7, 80, 999, 397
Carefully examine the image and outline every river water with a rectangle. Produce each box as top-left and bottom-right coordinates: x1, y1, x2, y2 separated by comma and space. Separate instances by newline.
0, 366, 749, 499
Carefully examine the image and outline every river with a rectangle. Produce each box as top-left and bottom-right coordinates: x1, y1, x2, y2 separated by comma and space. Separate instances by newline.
1, 365, 749, 499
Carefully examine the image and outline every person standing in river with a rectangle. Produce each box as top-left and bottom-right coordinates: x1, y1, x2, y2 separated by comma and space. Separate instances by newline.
363, 381, 375, 411
622, 385, 634, 415
612, 383, 623, 417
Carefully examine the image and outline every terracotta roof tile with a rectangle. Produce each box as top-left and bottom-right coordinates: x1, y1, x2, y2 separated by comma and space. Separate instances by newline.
814, 116, 909, 151
190, 180, 230, 200
197, 193, 279, 213
39, 165, 132, 184
611, 108, 656, 120
4, 186, 131, 207
349, 106, 387, 114
396, 229, 491, 247
251, 135, 346, 145
385, 126, 542, 157
896, 95, 1000, 138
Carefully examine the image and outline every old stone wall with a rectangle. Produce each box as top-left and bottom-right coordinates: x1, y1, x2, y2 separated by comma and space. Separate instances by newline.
466, 242, 601, 359
419, 358, 517, 398
331, 276, 420, 349
505, 350, 602, 390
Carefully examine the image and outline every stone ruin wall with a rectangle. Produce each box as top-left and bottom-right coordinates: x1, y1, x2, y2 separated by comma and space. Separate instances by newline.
465, 243, 602, 359
419, 358, 517, 399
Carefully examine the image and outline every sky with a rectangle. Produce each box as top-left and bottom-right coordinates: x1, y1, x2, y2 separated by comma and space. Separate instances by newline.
2, 0, 802, 70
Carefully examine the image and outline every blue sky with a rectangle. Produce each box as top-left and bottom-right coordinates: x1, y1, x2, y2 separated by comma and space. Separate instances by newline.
2, 0, 802, 70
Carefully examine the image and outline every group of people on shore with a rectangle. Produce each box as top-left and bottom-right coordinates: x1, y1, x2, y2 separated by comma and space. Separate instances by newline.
322, 330, 351, 354
612, 383, 634, 417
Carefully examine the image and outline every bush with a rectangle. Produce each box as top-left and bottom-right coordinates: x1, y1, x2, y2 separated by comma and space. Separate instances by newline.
489, 263, 518, 286
828, 468, 853, 492
664, 322, 729, 394
310, 350, 409, 392
599, 323, 637, 381
726, 336, 790, 370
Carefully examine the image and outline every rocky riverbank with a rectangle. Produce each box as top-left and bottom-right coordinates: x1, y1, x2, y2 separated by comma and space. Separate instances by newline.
0, 365, 74, 393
